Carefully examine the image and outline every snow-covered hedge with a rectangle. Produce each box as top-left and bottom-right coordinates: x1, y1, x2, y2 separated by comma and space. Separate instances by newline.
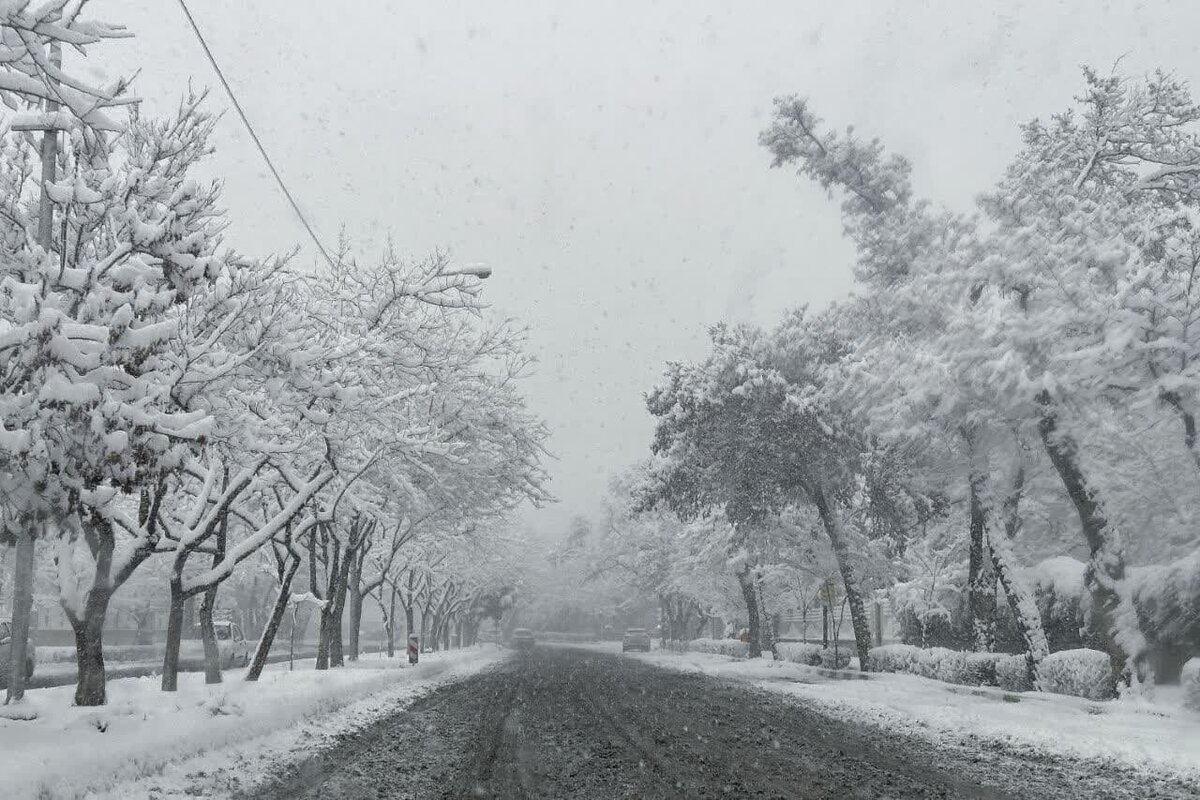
1037, 649, 1116, 700
687, 638, 749, 658
869, 644, 922, 674
869, 644, 1004, 687
39, 644, 163, 664
664, 639, 689, 653
774, 642, 850, 669
963, 652, 1004, 686
774, 642, 823, 665
1179, 658, 1200, 712
820, 647, 852, 670
1130, 550, 1200, 655
996, 654, 1035, 692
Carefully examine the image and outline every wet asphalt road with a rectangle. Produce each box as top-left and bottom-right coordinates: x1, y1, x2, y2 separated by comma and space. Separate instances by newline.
246, 647, 1197, 800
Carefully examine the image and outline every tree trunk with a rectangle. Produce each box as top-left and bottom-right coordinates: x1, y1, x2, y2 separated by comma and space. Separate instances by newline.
69, 590, 110, 707
811, 484, 873, 671
329, 622, 344, 665
432, 614, 443, 652
1161, 391, 1200, 474
328, 552, 351, 668
316, 604, 333, 670
387, 586, 397, 657
345, 541, 363, 662
968, 475, 997, 652
990, 463, 1047, 687
199, 584, 222, 684
247, 556, 300, 681
692, 611, 708, 640
7, 47, 60, 704
678, 598, 694, 641
315, 536, 352, 670
419, 605, 432, 652
348, 588, 364, 662
1037, 393, 1145, 681
756, 576, 776, 655
162, 580, 186, 691
734, 564, 762, 658
989, 529, 1049, 689
200, 509, 228, 683
65, 520, 119, 706
373, 584, 394, 659
5, 528, 36, 703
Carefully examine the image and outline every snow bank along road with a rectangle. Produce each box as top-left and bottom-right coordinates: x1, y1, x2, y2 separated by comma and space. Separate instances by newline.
25, 649, 320, 689
246, 646, 1193, 799
1, 648, 503, 799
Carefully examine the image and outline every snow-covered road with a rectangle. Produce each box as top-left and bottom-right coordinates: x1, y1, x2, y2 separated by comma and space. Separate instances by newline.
240, 645, 1197, 799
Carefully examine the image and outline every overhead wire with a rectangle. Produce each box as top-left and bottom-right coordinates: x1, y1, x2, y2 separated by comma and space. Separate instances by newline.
174, 0, 335, 269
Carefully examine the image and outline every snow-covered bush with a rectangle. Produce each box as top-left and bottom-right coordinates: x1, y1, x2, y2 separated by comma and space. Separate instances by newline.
664, 640, 689, 653
820, 647, 851, 670
996, 654, 1034, 692
928, 648, 967, 682
687, 638, 749, 658
774, 642, 823, 665
868, 645, 1001, 686
773, 642, 850, 669
1179, 658, 1200, 712
889, 536, 967, 649
929, 649, 1001, 686
868, 644, 923, 673
908, 647, 949, 679
1029, 556, 1087, 652
1130, 551, 1200, 671
1038, 649, 1116, 700
40, 644, 164, 665
963, 652, 1004, 687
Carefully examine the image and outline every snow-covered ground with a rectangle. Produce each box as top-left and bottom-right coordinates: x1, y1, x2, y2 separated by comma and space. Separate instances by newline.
0, 645, 505, 800
624, 647, 1200, 787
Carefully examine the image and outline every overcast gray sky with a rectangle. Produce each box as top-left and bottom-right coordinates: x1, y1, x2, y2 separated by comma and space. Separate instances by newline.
90, 0, 1200, 540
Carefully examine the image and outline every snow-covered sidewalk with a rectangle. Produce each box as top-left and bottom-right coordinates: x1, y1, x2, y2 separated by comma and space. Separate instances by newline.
0, 645, 505, 800
627, 648, 1200, 788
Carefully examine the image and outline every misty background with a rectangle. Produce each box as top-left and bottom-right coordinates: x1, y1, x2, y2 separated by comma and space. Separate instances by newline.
85, 0, 1200, 539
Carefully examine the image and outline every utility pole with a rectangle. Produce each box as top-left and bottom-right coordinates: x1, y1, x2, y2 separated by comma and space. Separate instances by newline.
6, 42, 60, 706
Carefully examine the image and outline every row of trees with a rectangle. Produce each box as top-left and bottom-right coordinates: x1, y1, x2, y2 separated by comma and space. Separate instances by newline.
1, 3, 547, 706
605, 67, 1200, 692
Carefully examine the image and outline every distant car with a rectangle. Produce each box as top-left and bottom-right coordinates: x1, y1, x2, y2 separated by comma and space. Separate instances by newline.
0, 620, 36, 687
180, 621, 251, 668
511, 628, 536, 650
621, 627, 651, 652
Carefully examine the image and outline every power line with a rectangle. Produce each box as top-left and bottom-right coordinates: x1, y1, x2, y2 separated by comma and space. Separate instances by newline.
174, 0, 335, 269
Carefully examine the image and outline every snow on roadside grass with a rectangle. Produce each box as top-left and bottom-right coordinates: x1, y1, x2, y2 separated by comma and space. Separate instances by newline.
627, 649, 1200, 787
0, 645, 505, 800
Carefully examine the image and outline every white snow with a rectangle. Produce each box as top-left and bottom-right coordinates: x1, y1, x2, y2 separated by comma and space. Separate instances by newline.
1038, 648, 1117, 700
684, 637, 749, 658
1183, 658, 1200, 713
623, 647, 1200, 787
0, 646, 504, 800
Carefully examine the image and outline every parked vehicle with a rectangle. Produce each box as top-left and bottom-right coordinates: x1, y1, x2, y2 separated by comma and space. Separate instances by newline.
0, 620, 36, 687
621, 627, 651, 652
511, 628, 536, 650
179, 621, 251, 668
